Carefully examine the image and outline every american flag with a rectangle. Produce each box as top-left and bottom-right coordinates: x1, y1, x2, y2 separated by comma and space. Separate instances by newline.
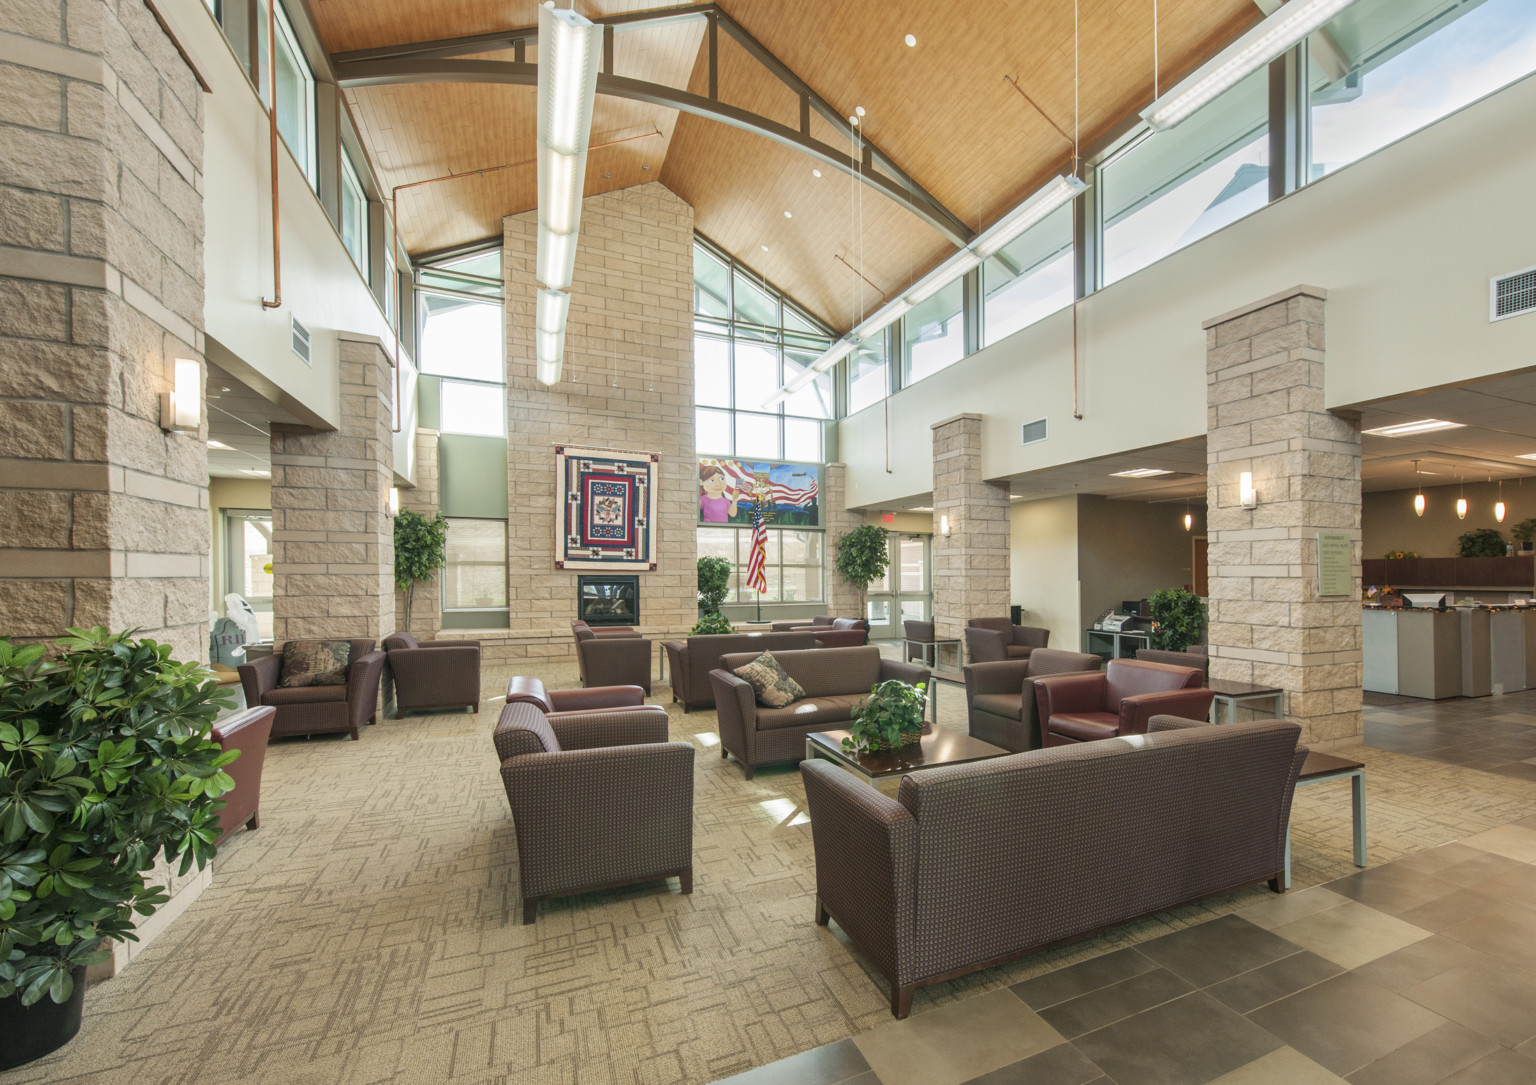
746, 505, 768, 594
711, 460, 818, 508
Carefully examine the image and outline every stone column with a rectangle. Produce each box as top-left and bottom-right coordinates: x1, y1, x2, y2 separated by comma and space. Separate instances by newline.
1205, 286, 1363, 746
931, 413, 1011, 647
821, 462, 866, 619
270, 335, 395, 643
395, 429, 441, 635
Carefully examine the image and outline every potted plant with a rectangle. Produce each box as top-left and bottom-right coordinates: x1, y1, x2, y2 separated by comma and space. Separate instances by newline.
689, 612, 734, 636
1458, 527, 1506, 558
834, 524, 891, 620
393, 509, 448, 633
0, 629, 237, 1070
1513, 519, 1536, 554
1147, 587, 1206, 653
696, 556, 731, 618
843, 678, 927, 753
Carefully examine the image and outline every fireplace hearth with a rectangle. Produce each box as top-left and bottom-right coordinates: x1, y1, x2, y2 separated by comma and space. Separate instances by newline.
578, 575, 639, 626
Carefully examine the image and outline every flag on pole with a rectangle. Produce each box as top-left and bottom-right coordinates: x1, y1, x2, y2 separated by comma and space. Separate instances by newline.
746, 505, 768, 594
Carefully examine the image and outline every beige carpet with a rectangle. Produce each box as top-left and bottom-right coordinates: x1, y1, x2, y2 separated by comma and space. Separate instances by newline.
7, 659, 1536, 1085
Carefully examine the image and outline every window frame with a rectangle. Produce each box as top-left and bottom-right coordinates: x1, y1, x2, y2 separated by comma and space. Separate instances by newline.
340, 150, 368, 274
268, 0, 318, 191
439, 517, 510, 613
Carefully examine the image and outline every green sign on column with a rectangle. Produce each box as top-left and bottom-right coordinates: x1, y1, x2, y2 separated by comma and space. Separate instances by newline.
1318, 532, 1353, 597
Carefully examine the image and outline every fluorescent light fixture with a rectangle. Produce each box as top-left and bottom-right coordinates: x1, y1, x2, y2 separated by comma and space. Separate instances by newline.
903, 249, 981, 305
811, 338, 857, 373
542, 153, 580, 234
972, 174, 1088, 259
536, 289, 569, 334
160, 357, 201, 432
1239, 471, 1257, 508
207, 439, 233, 450
1141, 0, 1362, 131
536, 327, 565, 387
1361, 419, 1465, 437
537, 228, 577, 291
853, 297, 912, 341
1110, 468, 1172, 478
542, 10, 597, 154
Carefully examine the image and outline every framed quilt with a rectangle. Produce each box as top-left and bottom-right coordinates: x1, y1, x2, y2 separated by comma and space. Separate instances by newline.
555, 446, 659, 571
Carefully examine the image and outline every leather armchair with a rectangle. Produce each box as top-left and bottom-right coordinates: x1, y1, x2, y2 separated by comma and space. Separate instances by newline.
965, 618, 1049, 664
493, 702, 693, 923
1135, 646, 1211, 676
903, 620, 937, 663
573, 626, 653, 693
383, 632, 481, 714
209, 706, 274, 845
505, 675, 646, 716
962, 648, 1104, 752
1035, 659, 1214, 746
237, 639, 385, 740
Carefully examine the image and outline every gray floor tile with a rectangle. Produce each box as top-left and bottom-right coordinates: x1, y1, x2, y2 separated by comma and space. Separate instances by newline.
1074, 992, 1282, 1085
712, 1038, 870, 1085
1395, 887, 1506, 932
1437, 1046, 1536, 1085
1403, 960, 1536, 1047
1443, 901, 1536, 972
1353, 935, 1500, 993
960, 1043, 1106, 1085
1323, 863, 1463, 917
1428, 851, 1529, 888
1342, 1021, 1497, 1085
1010, 947, 1159, 1011
1038, 968, 1194, 1039
1136, 914, 1304, 988
1477, 863, 1536, 902
1246, 971, 1447, 1076
1207, 951, 1343, 1014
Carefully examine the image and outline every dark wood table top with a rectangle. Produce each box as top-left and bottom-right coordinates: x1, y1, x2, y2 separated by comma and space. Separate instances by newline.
807, 728, 1010, 779
1298, 750, 1365, 780
1206, 679, 1284, 696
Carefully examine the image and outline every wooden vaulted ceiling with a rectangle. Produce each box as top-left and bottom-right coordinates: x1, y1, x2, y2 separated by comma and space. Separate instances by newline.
311, 0, 1262, 330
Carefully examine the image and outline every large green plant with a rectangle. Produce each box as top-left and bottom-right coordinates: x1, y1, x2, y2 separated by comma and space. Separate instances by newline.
689, 612, 734, 636
1513, 519, 1536, 546
834, 524, 890, 616
0, 629, 236, 1006
1148, 587, 1206, 652
393, 510, 448, 632
1458, 527, 1507, 557
696, 556, 731, 614
844, 679, 927, 753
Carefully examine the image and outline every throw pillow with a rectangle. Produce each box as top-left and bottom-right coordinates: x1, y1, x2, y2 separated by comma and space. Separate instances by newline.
732, 651, 806, 708
278, 640, 353, 687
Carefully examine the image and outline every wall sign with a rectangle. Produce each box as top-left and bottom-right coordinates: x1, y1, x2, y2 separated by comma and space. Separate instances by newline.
1318, 532, 1353, 597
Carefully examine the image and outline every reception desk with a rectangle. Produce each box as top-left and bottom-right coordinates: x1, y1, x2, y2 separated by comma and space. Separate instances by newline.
1364, 607, 1536, 698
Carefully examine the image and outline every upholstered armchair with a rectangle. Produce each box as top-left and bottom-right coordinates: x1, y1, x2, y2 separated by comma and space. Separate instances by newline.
493, 701, 693, 923
770, 615, 836, 632
1135, 645, 1210, 676
209, 705, 274, 845
571, 619, 641, 639
1034, 658, 1214, 746
965, 618, 1050, 664
573, 625, 653, 693
903, 620, 938, 663
962, 648, 1104, 752
505, 675, 647, 716
237, 639, 385, 741
383, 632, 481, 715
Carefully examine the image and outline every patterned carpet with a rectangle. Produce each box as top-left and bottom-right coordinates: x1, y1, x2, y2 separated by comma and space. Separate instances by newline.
6, 657, 1536, 1085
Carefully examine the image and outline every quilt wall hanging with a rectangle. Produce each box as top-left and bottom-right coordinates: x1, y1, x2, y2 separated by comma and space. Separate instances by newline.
554, 445, 659, 570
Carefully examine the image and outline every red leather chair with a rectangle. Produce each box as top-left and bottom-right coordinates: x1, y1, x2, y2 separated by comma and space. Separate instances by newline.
1034, 659, 1214, 746
209, 706, 275, 846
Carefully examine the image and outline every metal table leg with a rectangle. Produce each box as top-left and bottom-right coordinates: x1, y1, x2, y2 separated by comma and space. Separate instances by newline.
1351, 770, 1367, 868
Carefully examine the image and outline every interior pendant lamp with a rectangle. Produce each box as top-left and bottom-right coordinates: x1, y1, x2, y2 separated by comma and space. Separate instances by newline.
1413, 460, 1425, 517
1457, 478, 1468, 520
534, 1, 601, 386
1497, 479, 1507, 523
1183, 499, 1193, 532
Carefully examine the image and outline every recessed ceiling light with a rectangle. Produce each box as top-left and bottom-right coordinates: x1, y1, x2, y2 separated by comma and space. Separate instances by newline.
1110, 468, 1173, 478
910, 506, 933, 512
1362, 419, 1466, 437
207, 440, 233, 450
855, 106, 866, 117
812, 168, 822, 177
848, 114, 858, 126
760, 244, 768, 252
905, 33, 917, 46
784, 210, 792, 218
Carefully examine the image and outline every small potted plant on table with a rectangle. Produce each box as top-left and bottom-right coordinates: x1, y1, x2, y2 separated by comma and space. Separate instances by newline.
843, 678, 927, 753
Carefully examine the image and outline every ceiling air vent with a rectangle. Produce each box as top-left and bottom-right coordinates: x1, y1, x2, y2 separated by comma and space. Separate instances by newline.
290, 315, 313, 365
1020, 418, 1048, 446
1492, 266, 1536, 322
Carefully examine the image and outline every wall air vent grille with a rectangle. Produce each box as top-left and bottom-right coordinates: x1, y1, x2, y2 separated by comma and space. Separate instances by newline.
1492, 266, 1536, 321
1020, 418, 1048, 445
290, 316, 312, 364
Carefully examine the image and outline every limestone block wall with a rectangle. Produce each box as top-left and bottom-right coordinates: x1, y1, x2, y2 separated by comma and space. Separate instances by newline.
270, 335, 395, 644
931, 414, 1011, 645
502, 183, 695, 651
395, 428, 441, 634
0, 0, 210, 661
1204, 286, 1363, 745
822, 463, 867, 619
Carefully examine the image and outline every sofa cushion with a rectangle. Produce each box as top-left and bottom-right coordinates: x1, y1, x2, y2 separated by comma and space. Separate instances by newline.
780, 645, 883, 698
733, 651, 807, 708
1005, 645, 1033, 659
1048, 712, 1120, 742
755, 694, 864, 730
972, 693, 1024, 721
262, 684, 347, 705
278, 640, 352, 687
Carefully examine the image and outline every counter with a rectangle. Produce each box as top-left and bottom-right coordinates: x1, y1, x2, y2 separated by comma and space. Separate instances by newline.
1363, 607, 1536, 698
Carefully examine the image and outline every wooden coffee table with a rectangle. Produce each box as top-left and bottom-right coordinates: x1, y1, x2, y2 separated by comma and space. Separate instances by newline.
804, 727, 1010, 786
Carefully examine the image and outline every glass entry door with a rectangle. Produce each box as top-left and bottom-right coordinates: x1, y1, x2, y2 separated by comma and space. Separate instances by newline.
866, 534, 931, 640
224, 510, 274, 640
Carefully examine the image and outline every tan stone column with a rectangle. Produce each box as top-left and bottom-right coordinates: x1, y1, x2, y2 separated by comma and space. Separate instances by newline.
931, 413, 1010, 647
395, 429, 442, 635
270, 335, 395, 644
821, 463, 867, 619
1205, 286, 1363, 745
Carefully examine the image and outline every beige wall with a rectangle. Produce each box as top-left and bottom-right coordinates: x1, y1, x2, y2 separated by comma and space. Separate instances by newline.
863, 510, 933, 534
840, 73, 1536, 508
1364, 481, 1528, 559
1076, 496, 1202, 633
208, 476, 272, 612
1009, 496, 1080, 649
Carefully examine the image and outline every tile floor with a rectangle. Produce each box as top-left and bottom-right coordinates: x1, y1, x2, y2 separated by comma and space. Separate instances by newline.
717, 693, 1536, 1085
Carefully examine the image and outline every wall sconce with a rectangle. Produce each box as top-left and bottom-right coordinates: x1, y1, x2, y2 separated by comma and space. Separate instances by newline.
940, 513, 951, 536
1239, 471, 1257, 509
160, 358, 201, 433
387, 487, 400, 518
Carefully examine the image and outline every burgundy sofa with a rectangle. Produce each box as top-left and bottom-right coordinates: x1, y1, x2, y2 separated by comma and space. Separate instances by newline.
209, 706, 275, 846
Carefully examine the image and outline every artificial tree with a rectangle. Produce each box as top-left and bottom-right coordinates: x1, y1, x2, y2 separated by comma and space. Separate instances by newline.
696, 556, 731, 616
1458, 527, 1506, 558
834, 524, 890, 620
1148, 587, 1206, 653
1514, 519, 1536, 553
393, 510, 448, 633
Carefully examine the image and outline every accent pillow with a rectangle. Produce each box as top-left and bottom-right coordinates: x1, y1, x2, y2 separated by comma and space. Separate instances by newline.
278, 640, 353, 687
732, 651, 806, 708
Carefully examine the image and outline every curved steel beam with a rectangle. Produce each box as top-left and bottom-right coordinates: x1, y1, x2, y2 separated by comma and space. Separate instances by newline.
334, 57, 974, 247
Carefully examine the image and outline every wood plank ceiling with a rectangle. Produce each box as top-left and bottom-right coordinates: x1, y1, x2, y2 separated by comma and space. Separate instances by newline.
311, 0, 1261, 330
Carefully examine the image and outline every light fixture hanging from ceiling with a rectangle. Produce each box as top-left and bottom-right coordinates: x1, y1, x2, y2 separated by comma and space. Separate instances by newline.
1497, 477, 1507, 523
534, 1, 601, 386
1457, 477, 1468, 520
1413, 460, 1425, 516
1183, 497, 1192, 532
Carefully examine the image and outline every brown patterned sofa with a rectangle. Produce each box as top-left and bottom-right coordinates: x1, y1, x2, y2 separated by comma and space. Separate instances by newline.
1036, 658, 1213, 746
237, 639, 386, 740
662, 631, 817, 711
709, 646, 930, 778
505, 675, 647, 716
573, 623, 653, 694
383, 632, 481, 714
962, 648, 1104, 752
801, 715, 1307, 1017
965, 617, 1050, 663
770, 616, 870, 648
493, 701, 693, 923
209, 706, 274, 846
1135, 645, 1210, 675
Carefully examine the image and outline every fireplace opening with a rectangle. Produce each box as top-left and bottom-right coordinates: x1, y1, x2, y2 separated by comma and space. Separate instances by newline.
578, 575, 639, 626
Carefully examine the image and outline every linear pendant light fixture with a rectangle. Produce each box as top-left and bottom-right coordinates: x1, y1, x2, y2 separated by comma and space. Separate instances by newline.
535, 1, 601, 386
1142, 0, 1361, 131
764, 173, 1087, 408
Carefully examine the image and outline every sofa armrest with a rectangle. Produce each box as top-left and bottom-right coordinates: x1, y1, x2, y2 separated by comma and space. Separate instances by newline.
662, 640, 687, 690
547, 686, 647, 712
549, 705, 669, 749
1034, 672, 1106, 719
346, 651, 387, 729
964, 627, 1007, 663
814, 629, 867, 649
389, 644, 480, 680
878, 658, 931, 687
238, 653, 282, 706
1119, 688, 1216, 735
708, 668, 757, 758
590, 626, 640, 638
1148, 713, 1213, 733
209, 705, 274, 746
418, 639, 482, 651
963, 659, 1033, 702
1013, 626, 1050, 649
770, 621, 804, 632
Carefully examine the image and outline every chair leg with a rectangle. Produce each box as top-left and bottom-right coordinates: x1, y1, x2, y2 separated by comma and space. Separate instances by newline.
349, 725, 360, 740
742, 764, 754, 780
246, 810, 260, 831
891, 984, 915, 1019
679, 867, 693, 895
721, 746, 729, 759
1268, 874, 1286, 894
522, 898, 540, 924
816, 898, 829, 926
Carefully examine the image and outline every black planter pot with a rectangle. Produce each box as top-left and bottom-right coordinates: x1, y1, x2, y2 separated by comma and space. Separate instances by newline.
0, 967, 87, 1070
